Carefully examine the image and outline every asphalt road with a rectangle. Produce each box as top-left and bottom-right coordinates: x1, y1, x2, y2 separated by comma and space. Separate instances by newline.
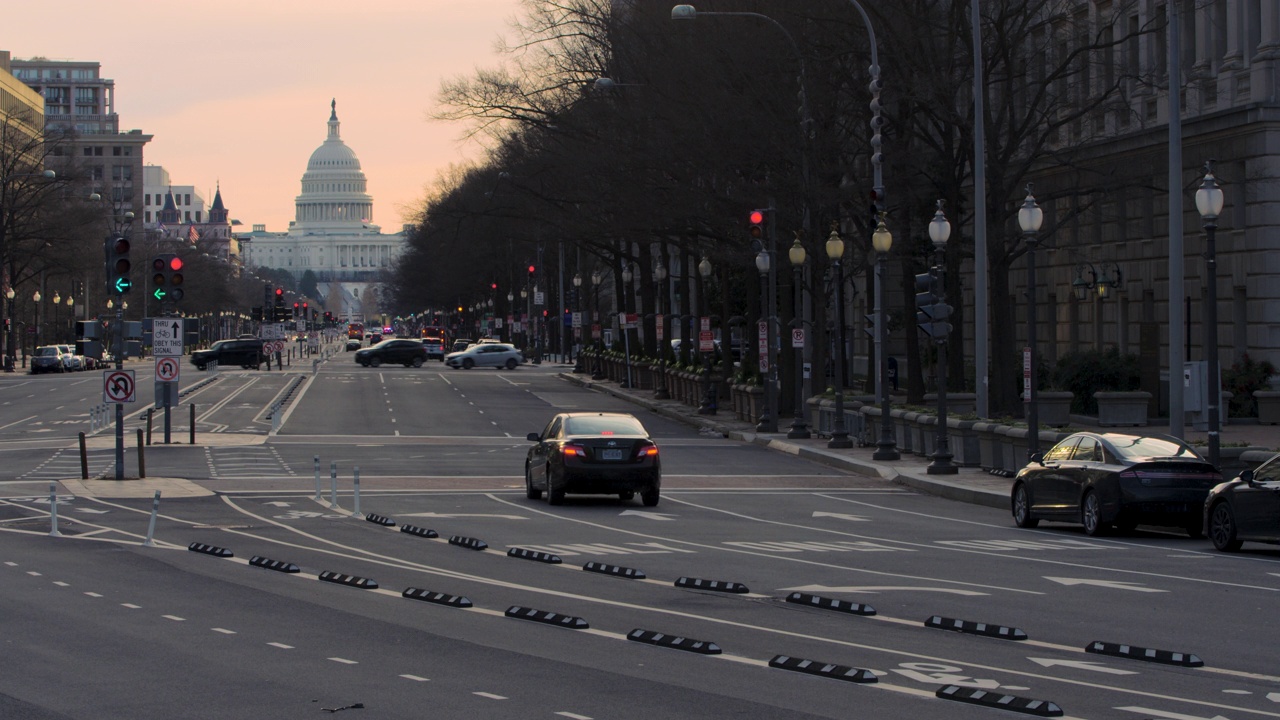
1, 353, 1279, 719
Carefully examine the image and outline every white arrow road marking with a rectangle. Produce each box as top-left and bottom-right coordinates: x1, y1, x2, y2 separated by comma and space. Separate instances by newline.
263, 501, 293, 507
1116, 707, 1230, 720
812, 511, 870, 522
1268, 692, 1280, 703
618, 510, 677, 520
1028, 658, 1137, 675
400, 512, 528, 520
74, 508, 108, 514
780, 584, 988, 596
1045, 577, 1167, 592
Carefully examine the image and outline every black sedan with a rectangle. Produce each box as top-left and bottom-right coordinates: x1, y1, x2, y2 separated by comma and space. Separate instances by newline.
1011, 432, 1220, 537
1204, 453, 1280, 551
353, 338, 427, 368
525, 412, 661, 506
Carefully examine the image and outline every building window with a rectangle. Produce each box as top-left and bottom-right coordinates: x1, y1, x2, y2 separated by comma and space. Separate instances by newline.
184, 194, 190, 205
113, 146, 121, 156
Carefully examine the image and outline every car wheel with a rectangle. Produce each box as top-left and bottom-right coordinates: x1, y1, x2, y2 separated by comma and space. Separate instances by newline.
641, 486, 660, 507
525, 464, 542, 500
370, 357, 382, 368
411, 357, 424, 368
546, 466, 565, 506
1081, 491, 1105, 536
505, 358, 518, 370
1011, 483, 1039, 528
619, 491, 635, 502
241, 364, 251, 370
462, 358, 475, 370
1208, 502, 1242, 550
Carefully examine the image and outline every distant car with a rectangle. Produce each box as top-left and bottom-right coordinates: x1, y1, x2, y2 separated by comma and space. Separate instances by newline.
31, 345, 64, 374
191, 339, 264, 370
445, 342, 523, 370
1011, 432, 1220, 537
345, 339, 361, 352
422, 337, 445, 361
524, 412, 661, 506
55, 344, 80, 371
1204, 453, 1280, 551
354, 338, 427, 368
451, 339, 473, 353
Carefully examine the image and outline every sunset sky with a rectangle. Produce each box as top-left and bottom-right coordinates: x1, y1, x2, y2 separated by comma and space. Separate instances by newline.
6, 0, 526, 231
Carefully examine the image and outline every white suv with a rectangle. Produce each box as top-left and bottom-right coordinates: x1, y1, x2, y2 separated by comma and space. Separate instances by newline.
445, 343, 524, 370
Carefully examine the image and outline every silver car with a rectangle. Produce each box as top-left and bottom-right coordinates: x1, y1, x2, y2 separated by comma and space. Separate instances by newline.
445, 342, 524, 370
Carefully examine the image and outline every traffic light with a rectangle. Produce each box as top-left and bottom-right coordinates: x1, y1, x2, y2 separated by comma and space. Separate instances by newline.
748, 210, 765, 241
293, 302, 300, 319
914, 270, 952, 340
150, 254, 184, 303
104, 234, 132, 294
274, 287, 285, 322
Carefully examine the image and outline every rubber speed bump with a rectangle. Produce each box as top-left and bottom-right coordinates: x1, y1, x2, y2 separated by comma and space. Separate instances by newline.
318, 571, 379, 590
402, 588, 473, 608
784, 592, 876, 616
1085, 641, 1202, 667
925, 615, 1028, 641
582, 561, 645, 579
364, 513, 395, 527
399, 524, 438, 539
769, 655, 877, 683
936, 685, 1062, 717
188, 542, 234, 558
627, 629, 721, 655
674, 577, 749, 594
448, 535, 488, 551
249, 556, 300, 573
505, 606, 589, 629
507, 548, 562, 564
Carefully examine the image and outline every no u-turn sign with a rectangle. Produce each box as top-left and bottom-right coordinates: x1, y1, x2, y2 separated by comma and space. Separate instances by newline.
103, 370, 137, 404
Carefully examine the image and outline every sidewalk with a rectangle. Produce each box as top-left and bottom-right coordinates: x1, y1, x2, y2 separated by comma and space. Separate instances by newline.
560, 371, 1279, 512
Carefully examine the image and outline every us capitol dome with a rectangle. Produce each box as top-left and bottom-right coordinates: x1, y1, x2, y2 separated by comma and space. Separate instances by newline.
239, 100, 410, 324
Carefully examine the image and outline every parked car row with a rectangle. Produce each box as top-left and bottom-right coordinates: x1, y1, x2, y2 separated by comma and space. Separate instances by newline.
30, 345, 103, 374
1010, 431, 1280, 552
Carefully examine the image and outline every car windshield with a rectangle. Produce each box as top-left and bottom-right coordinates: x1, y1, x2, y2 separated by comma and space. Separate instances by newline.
1106, 435, 1200, 460
35, 347, 59, 356
565, 415, 647, 436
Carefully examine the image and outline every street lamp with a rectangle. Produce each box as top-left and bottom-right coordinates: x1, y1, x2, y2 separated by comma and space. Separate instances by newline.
3, 287, 14, 372
1195, 161, 1225, 470
825, 228, 854, 447
572, 272, 583, 372
926, 201, 956, 475
754, 249, 776, 430
620, 264, 633, 387
32, 290, 41, 349
871, 215, 898, 460
788, 235, 811, 439
698, 256, 716, 415
590, 269, 605, 380
654, 263, 670, 399
507, 291, 514, 344
1018, 185, 1045, 460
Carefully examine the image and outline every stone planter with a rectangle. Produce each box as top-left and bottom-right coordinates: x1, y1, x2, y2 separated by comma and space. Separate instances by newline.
1218, 446, 1270, 474
923, 392, 977, 417
1255, 391, 1280, 425
1036, 391, 1075, 427
808, 396, 827, 435
974, 421, 1007, 475
744, 385, 765, 423
947, 417, 982, 467
1095, 390, 1153, 427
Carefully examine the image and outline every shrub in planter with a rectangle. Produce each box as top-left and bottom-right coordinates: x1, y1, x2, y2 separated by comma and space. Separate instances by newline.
1051, 348, 1141, 415
1224, 353, 1276, 418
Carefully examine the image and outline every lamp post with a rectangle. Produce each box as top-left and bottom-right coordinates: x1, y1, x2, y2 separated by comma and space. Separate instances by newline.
697, 255, 716, 415
871, 215, 898, 460
572, 272, 583, 371
927, 202, 956, 474
32, 290, 41, 349
4, 287, 14, 372
654, 263, 670, 399
1195, 161, 1225, 471
591, 269, 605, 380
824, 227, 852, 447
788, 235, 811, 439
754, 249, 776, 431
621, 263, 633, 387
1018, 185, 1045, 460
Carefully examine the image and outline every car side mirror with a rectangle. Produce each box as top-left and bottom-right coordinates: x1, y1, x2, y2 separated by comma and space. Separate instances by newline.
526, 433, 540, 442
1239, 468, 1256, 486
1031, 452, 1045, 466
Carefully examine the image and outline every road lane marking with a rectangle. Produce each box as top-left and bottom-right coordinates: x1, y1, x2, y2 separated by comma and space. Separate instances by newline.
1045, 577, 1166, 592
400, 675, 429, 682
268, 642, 293, 649
212, 628, 236, 634
474, 692, 506, 700
1030, 658, 1138, 675
780, 584, 988, 596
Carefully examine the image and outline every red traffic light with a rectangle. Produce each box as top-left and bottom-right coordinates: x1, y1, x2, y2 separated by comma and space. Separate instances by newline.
528, 265, 536, 274
275, 288, 284, 297
169, 257, 183, 271
293, 302, 300, 309
749, 210, 765, 225
302, 302, 308, 309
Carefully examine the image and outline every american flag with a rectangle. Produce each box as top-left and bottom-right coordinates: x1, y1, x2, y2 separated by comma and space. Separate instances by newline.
187, 225, 200, 243
156, 221, 167, 235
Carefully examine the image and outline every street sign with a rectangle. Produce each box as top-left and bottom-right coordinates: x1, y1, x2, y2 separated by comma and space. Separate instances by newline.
103, 370, 136, 404
260, 323, 286, 340
699, 330, 715, 353
1023, 347, 1032, 400
792, 328, 805, 348
655, 314, 663, 342
151, 318, 183, 357
758, 320, 769, 372
155, 356, 179, 382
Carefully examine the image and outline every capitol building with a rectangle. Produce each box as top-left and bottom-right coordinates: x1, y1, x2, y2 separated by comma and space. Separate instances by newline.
239, 100, 409, 323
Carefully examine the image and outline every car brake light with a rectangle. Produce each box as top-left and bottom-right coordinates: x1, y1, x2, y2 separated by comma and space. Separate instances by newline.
635, 445, 658, 459
563, 443, 587, 457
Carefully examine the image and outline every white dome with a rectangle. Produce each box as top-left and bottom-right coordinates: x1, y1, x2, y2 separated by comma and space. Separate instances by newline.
295, 100, 374, 227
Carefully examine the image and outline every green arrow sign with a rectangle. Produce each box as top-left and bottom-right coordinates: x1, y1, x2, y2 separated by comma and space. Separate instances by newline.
153, 288, 167, 300
114, 278, 132, 293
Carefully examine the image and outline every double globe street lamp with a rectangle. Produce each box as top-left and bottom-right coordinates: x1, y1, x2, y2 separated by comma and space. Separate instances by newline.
1195, 161, 1225, 470
1018, 185, 1045, 460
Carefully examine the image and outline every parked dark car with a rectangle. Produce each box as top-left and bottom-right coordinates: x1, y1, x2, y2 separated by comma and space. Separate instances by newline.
31, 345, 64, 374
524, 412, 661, 506
1204, 453, 1280, 551
1011, 432, 1220, 537
191, 339, 264, 370
354, 338, 427, 368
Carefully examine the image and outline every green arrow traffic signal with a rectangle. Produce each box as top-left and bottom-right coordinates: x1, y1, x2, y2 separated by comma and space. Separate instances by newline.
114, 277, 132, 293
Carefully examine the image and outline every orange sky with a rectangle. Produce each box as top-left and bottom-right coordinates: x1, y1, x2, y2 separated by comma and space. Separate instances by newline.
5, 0, 525, 231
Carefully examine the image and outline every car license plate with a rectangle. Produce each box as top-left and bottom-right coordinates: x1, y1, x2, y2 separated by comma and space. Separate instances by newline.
602, 449, 623, 461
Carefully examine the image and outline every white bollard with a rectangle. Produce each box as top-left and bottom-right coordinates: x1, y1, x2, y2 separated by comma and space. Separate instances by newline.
352, 467, 361, 518
313, 455, 321, 500
329, 461, 338, 508
143, 490, 161, 547
48, 483, 61, 537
